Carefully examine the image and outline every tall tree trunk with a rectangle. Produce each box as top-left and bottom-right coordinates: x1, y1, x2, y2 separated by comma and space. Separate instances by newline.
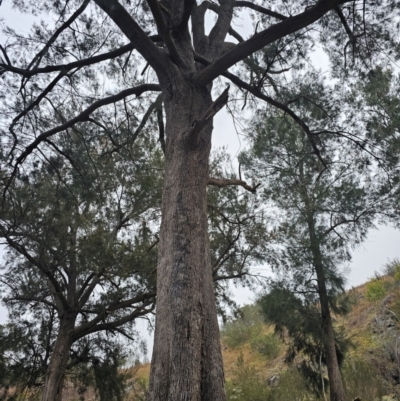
147, 81, 226, 401
308, 221, 346, 401
42, 314, 75, 401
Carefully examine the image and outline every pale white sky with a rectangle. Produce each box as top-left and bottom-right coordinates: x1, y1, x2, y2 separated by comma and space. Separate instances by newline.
1, 2, 400, 356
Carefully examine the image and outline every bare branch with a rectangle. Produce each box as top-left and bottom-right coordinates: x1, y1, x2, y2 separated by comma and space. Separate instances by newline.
0, 44, 11, 66
156, 96, 166, 154
228, 27, 245, 43
321, 210, 370, 238
0, 41, 164, 77
234, 1, 288, 20
185, 86, 230, 145
334, 6, 356, 46
208, 177, 260, 193
213, 272, 247, 281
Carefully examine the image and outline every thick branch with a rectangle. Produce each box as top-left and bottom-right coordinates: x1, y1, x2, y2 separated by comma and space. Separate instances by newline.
208, 177, 259, 193
74, 298, 155, 340
194, 0, 347, 85
209, 0, 235, 45
146, 0, 185, 67
228, 27, 245, 43
334, 6, 356, 45
156, 96, 165, 154
0, 41, 165, 77
185, 86, 230, 145
107, 291, 156, 313
93, 0, 170, 76
191, 2, 210, 51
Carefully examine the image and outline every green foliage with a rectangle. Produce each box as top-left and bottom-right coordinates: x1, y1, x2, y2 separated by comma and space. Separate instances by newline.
221, 305, 264, 348
250, 333, 281, 359
382, 258, 400, 280
93, 349, 129, 401
260, 288, 324, 363
342, 358, 386, 401
226, 354, 270, 401
365, 279, 386, 302
226, 354, 322, 401
269, 369, 322, 401
129, 377, 149, 401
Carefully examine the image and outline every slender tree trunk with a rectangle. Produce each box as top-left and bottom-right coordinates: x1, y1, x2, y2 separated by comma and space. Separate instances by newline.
308, 221, 346, 401
42, 314, 76, 401
147, 81, 226, 401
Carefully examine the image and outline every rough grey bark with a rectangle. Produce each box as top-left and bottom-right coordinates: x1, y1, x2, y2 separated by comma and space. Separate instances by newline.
41, 314, 76, 401
148, 81, 226, 401
308, 219, 346, 401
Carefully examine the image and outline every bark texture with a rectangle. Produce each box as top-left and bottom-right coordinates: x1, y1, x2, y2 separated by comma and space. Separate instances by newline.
148, 80, 226, 401
41, 314, 76, 401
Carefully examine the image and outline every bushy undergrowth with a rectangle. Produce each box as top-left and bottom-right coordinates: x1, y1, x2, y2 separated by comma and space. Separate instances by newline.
226, 354, 322, 401
343, 358, 386, 401
366, 279, 386, 302
226, 354, 270, 401
382, 258, 400, 279
226, 354, 388, 401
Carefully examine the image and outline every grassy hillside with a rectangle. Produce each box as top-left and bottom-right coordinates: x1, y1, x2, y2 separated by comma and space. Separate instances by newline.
218, 274, 400, 401
64, 272, 400, 400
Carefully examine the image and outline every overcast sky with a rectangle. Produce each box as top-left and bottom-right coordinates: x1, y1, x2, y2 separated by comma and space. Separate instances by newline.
1, 1, 400, 354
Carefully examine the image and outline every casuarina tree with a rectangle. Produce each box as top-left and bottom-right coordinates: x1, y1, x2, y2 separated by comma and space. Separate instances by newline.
241, 76, 381, 401
0, 1, 399, 400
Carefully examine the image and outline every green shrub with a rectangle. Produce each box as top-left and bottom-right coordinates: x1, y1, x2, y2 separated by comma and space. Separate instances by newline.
250, 333, 281, 359
342, 358, 385, 401
226, 354, 271, 401
365, 279, 386, 302
226, 355, 321, 401
221, 305, 264, 348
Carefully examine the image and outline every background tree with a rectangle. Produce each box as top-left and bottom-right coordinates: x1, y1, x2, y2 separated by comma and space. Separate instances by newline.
241, 75, 379, 401
1, 1, 399, 400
